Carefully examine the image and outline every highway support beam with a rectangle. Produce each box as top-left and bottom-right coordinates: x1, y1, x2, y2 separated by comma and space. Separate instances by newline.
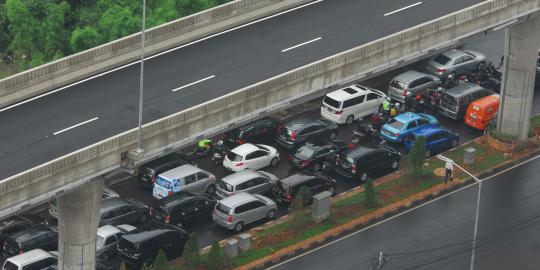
57, 179, 104, 270
497, 12, 540, 141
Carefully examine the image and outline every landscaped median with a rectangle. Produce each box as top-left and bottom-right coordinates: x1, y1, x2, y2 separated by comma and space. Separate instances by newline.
230, 136, 540, 270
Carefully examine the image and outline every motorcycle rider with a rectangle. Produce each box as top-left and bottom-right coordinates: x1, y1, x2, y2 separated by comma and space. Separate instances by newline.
196, 139, 213, 156
381, 97, 391, 116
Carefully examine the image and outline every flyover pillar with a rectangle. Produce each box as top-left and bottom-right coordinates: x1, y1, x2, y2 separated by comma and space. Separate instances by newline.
57, 179, 104, 270
497, 13, 540, 141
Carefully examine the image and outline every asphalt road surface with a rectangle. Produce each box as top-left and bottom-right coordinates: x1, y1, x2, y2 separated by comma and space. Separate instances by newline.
0, 0, 487, 180
268, 154, 540, 270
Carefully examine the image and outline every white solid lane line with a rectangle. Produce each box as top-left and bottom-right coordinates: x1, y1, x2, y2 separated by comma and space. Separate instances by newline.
384, 1, 423, 16
53, 117, 99, 136
0, 0, 325, 114
171, 75, 216, 92
281, 37, 323, 53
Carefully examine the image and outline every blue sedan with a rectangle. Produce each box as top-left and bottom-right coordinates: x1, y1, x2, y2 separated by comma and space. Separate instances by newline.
405, 124, 459, 156
380, 112, 439, 143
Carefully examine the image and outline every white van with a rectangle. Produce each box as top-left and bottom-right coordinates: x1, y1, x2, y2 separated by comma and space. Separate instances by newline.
2, 249, 57, 270
321, 84, 386, 125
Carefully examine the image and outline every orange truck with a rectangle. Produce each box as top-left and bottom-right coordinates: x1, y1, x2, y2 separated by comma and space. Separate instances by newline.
464, 94, 499, 130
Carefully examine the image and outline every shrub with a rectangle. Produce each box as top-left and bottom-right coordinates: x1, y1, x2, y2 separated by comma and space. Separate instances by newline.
182, 232, 202, 269
205, 240, 230, 270
364, 178, 378, 207
408, 135, 426, 182
289, 186, 312, 212
153, 249, 169, 270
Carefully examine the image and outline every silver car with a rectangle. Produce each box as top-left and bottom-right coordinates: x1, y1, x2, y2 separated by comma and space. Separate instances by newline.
387, 70, 441, 102
215, 169, 278, 199
426, 49, 487, 79
212, 193, 277, 232
48, 187, 120, 220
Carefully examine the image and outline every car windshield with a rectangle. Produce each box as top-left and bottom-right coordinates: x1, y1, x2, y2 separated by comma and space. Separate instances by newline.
96, 235, 104, 248
339, 154, 354, 164
294, 146, 316, 159
215, 203, 231, 215
256, 144, 270, 152
433, 54, 452, 65
441, 94, 458, 106
217, 179, 233, 192
155, 176, 173, 189
387, 119, 405, 130
389, 80, 406, 90
323, 96, 341, 109
227, 152, 243, 162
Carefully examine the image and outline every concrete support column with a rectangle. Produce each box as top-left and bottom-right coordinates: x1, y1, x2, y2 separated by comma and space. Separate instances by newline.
57, 179, 104, 270
497, 13, 540, 141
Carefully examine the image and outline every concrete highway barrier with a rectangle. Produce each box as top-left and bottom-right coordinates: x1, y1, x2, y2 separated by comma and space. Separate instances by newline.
0, 0, 538, 219
0, 0, 311, 109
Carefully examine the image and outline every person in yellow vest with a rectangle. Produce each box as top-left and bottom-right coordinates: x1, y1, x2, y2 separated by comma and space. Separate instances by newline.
381, 98, 391, 116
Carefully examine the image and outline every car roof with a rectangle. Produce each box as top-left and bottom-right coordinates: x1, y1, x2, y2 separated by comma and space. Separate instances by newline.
326, 84, 374, 101
470, 94, 499, 107
394, 112, 422, 122
411, 124, 447, 137
279, 171, 319, 186
7, 225, 54, 242
392, 70, 431, 83
100, 198, 130, 213
97, 225, 122, 238
121, 229, 173, 244
283, 118, 320, 130
5, 249, 55, 265
221, 169, 263, 186
296, 139, 333, 151
231, 117, 276, 132
158, 164, 201, 180
343, 146, 378, 158
218, 193, 258, 207
444, 83, 488, 97
231, 143, 260, 155
0, 216, 31, 231
441, 49, 467, 59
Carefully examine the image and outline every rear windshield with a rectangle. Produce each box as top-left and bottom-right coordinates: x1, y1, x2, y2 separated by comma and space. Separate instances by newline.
323, 96, 341, 109
294, 146, 316, 159
217, 179, 233, 192
215, 203, 231, 215
118, 238, 138, 252
276, 181, 290, 193
96, 235, 104, 248
387, 119, 405, 130
3, 261, 18, 270
4, 240, 20, 256
226, 152, 243, 162
390, 80, 406, 90
155, 176, 173, 189
339, 154, 355, 165
433, 54, 452, 65
441, 94, 458, 107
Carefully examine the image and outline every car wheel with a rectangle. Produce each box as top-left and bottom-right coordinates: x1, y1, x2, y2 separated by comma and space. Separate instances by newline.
206, 184, 216, 195
270, 157, 279, 167
234, 222, 244, 232
425, 150, 432, 158
267, 209, 276, 220
477, 61, 486, 71
391, 160, 399, 170
139, 214, 148, 224
329, 132, 337, 140
360, 172, 368, 182
313, 162, 321, 172
452, 140, 458, 148
346, 115, 354, 125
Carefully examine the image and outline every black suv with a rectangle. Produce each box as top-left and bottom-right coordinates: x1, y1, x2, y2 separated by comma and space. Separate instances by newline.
223, 117, 280, 148
151, 191, 217, 225
289, 139, 349, 172
137, 152, 195, 189
117, 224, 188, 269
335, 145, 401, 181
276, 118, 339, 150
99, 198, 150, 227
0, 216, 34, 238
272, 171, 336, 204
2, 225, 58, 258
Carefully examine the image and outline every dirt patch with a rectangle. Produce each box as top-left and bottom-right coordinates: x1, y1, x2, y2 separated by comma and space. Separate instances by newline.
378, 184, 410, 203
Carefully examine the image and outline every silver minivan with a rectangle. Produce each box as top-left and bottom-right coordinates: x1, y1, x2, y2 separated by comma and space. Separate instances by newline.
212, 193, 277, 232
387, 70, 441, 103
215, 169, 278, 199
153, 165, 216, 200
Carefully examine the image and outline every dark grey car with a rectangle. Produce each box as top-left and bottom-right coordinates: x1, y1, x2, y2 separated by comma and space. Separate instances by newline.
99, 198, 149, 226
387, 70, 441, 102
275, 118, 339, 150
426, 49, 487, 79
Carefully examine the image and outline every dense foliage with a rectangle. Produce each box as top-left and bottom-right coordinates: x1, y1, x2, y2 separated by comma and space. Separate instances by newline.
0, 0, 231, 74
408, 135, 427, 181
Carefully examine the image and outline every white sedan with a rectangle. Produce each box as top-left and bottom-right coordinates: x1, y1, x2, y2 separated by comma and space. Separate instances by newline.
223, 143, 279, 172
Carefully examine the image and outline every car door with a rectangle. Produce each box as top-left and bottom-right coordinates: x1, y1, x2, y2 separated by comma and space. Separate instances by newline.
417, 117, 430, 128
236, 179, 256, 195
195, 172, 211, 192
364, 93, 381, 115
418, 77, 435, 93
180, 200, 199, 220
251, 123, 268, 144
120, 206, 139, 224
405, 120, 418, 136
264, 120, 279, 143
425, 134, 437, 153
103, 234, 118, 255
298, 125, 318, 141
350, 95, 366, 119
249, 200, 268, 222
408, 78, 423, 94
461, 55, 475, 72
250, 150, 271, 169
304, 178, 325, 196
183, 174, 200, 193
314, 148, 331, 166
252, 177, 271, 194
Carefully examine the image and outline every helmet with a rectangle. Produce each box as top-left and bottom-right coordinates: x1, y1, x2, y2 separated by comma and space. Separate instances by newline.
217, 140, 223, 146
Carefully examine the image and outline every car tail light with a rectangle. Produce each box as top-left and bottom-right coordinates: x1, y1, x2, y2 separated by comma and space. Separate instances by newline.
235, 162, 244, 167
168, 191, 174, 196
302, 160, 310, 167
393, 133, 400, 138
291, 130, 298, 142
351, 164, 357, 174
151, 175, 156, 184
403, 90, 409, 96
286, 192, 292, 201
348, 143, 355, 149
334, 110, 343, 115
436, 68, 446, 73
236, 139, 244, 144
288, 154, 293, 161
228, 214, 233, 223
165, 215, 171, 224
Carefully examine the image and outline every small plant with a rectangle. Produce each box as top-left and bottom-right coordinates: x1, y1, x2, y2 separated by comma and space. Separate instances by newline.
289, 186, 312, 212
364, 178, 378, 207
408, 135, 426, 183
182, 232, 202, 269
205, 240, 231, 270
119, 262, 127, 270
153, 249, 169, 270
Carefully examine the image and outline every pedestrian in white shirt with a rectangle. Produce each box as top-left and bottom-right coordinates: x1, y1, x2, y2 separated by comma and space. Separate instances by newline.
445, 160, 454, 184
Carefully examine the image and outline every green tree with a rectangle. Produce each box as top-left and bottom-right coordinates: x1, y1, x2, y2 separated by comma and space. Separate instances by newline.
118, 262, 127, 270
41, 1, 71, 58
70, 26, 99, 52
98, 5, 140, 42
182, 232, 202, 269
6, 0, 39, 60
364, 178, 378, 207
205, 240, 230, 270
408, 135, 427, 182
153, 249, 169, 270
289, 186, 312, 212
147, 0, 179, 27
0, 3, 10, 52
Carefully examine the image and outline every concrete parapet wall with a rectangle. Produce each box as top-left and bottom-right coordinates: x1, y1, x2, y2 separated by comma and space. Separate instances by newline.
0, 0, 538, 219
0, 0, 311, 109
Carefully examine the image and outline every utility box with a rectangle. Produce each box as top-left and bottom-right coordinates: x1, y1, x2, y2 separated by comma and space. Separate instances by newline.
225, 239, 238, 258
238, 233, 251, 252
464, 147, 476, 165
312, 191, 331, 223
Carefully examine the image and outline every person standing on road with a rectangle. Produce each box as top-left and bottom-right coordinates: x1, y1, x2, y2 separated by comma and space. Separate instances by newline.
445, 160, 454, 184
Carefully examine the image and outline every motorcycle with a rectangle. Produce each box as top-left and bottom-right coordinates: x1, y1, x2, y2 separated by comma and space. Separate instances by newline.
402, 94, 426, 113
211, 141, 229, 166
194, 139, 213, 157
351, 122, 385, 146
425, 86, 445, 113
321, 150, 337, 173
473, 61, 502, 93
